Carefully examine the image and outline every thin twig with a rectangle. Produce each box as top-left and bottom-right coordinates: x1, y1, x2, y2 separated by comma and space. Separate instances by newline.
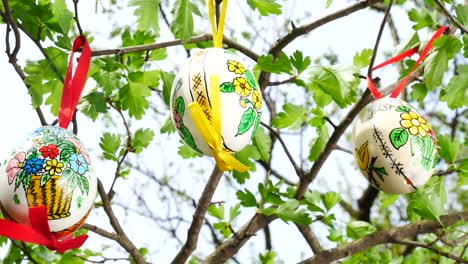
82, 223, 119, 241
268, 76, 297, 86
296, 224, 323, 254
73, 0, 85, 37
393, 238, 468, 263
367, 0, 394, 78
261, 121, 303, 177
433, 0, 468, 34
334, 145, 352, 155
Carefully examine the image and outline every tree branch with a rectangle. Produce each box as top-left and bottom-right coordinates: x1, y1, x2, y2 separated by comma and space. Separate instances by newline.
299, 210, 468, 264
97, 180, 146, 264
433, 0, 468, 35
92, 34, 260, 62
296, 224, 323, 254
357, 185, 379, 222
171, 166, 224, 264
394, 238, 468, 263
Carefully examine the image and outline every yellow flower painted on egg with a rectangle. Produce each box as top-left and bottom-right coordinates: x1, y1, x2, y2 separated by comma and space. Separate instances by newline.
44, 158, 64, 176
355, 141, 369, 171
227, 60, 245, 75
400, 111, 430, 137
252, 90, 262, 110
240, 98, 247, 108
233, 77, 252, 97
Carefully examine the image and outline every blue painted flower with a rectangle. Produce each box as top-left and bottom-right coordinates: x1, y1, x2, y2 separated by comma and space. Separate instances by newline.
69, 153, 88, 175
23, 157, 45, 175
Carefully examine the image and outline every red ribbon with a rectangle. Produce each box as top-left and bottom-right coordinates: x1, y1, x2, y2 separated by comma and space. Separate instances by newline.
367, 26, 448, 99
0, 206, 88, 253
58, 36, 92, 129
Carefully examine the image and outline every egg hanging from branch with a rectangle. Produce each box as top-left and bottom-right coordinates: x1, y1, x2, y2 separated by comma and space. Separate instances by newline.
170, 48, 262, 156
0, 126, 97, 238
352, 97, 438, 194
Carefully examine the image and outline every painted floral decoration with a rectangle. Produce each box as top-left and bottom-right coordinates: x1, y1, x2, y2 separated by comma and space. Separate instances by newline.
227, 60, 245, 75
233, 77, 252, 97
6, 127, 92, 196
399, 111, 430, 137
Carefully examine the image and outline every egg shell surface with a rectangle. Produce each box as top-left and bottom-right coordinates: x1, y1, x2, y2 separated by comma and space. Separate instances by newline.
170, 48, 262, 156
352, 97, 438, 194
0, 126, 97, 238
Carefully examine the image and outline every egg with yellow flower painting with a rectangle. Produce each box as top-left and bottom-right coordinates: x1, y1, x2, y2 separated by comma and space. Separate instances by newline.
352, 97, 438, 194
0, 126, 97, 238
170, 48, 262, 156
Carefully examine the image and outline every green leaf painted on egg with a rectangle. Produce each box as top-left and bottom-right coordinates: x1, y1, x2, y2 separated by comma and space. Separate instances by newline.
220, 82, 235, 93
396, 105, 411, 112
245, 70, 257, 90
389, 128, 408, 149
237, 107, 256, 136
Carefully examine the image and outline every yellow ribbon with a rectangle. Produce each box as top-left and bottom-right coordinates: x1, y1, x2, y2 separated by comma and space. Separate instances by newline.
188, 75, 249, 172
208, 0, 228, 48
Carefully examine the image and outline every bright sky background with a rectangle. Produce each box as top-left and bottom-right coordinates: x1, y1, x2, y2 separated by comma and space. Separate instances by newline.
0, 0, 429, 262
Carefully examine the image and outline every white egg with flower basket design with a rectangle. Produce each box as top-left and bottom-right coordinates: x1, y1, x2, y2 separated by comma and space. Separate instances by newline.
170, 48, 262, 156
352, 97, 438, 194
0, 126, 97, 238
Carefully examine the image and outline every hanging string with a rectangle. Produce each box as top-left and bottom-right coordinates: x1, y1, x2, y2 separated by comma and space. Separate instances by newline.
0, 206, 88, 253
188, 76, 249, 172
208, 0, 228, 48
58, 36, 92, 129
366, 26, 448, 99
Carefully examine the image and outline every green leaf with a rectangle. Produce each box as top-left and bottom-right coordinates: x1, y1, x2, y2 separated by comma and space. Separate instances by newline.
213, 222, 231, 238
247, 0, 282, 16
290, 50, 311, 74
119, 81, 151, 119
353, 48, 373, 68
229, 204, 241, 222
52, 0, 73, 34
82, 91, 109, 121
237, 107, 256, 135
78, 175, 90, 195
160, 115, 176, 134
346, 221, 377, 239
455, 4, 468, 28
129, 0, 160, 35
236, 189, 257, 207
274, 199, 312, 225
325, 0, 333, 8
440, 64, 468, 109
150, 48, 167, 61
425, 36, 462, 90
256, 53, 292, 74
308, 124, 329, 161
463, 35, 468, 57
245, 70, 258, 90
252, 127, 271, 161
177, 143, 202, 159
310, 65, 359, 108
304, 190, 324, 213
322, 192, 341, 211
271, 103, 307, 130
259, 250, 276, 264
161, 71, 176, 106
408, 8, 435, 30
171, 0, 198, 40
437, 134, 460, 164
208, 204, 225, 220
407, 176, 446, 222
220, 82, 235, 93
100, 133, 122, 161
410, 83, 427, 104
389, 128, 409, 150
132, 128, 155, 154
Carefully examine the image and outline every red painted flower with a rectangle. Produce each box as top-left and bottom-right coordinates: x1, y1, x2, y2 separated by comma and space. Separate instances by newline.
39, 144, 59, 159
173, 110, 182, 129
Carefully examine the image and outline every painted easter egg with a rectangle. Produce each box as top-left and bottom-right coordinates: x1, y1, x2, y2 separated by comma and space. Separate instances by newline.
0, 126, 97, 238
170, 48, 262, 156
352, 97, 438, 194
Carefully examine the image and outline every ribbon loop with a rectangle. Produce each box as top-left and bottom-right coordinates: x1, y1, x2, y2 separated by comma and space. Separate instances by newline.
366, 26, 448, 99
208, 0, 228, 48
0, 206, 88, 253
58, 35, 92, 129
188, 75, 249, 172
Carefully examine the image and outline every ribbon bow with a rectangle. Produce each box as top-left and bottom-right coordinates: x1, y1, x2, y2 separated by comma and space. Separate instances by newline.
188, 75, 249, 172
0, 206, 88, 253
366, 26, 448, 99
58, 35, 92, 129
208, 0, 228, 48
